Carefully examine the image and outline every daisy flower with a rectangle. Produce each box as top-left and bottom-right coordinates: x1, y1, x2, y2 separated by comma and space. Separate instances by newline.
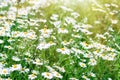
12, 56, 21, 62
82, 75, 90, 80
61, 40, 70, 46
52, 71, 63, 79
32, 58, 43, 66
69, 78, 79, 80
4, 45, 13, 49
39, 28, 53, 38
58, 28, 68, 34
10, 64, 22, 71
57, 47, 71, 55
28, 74, 37, 80
88, 58, 97, 66
42, 72, 53, 79
1, 68, 10, 76
79, 62, 87, 68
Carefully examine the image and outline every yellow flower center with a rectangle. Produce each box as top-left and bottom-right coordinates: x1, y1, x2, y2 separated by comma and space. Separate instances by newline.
3, 69, 7, 73
44, 28, 47, 31
96, 50, 99, 53
44, 31, 48, 34
110, 48, 112, 50
24, 32, 28, 34
85, 42, 88, 46
0, 16, 3, 18
61, 28, 64, 30
32, 74, 36, 77
46, 72, 50, 76
49, 41, 53, 44
13, 64, 17, 68
61, 48, 65, 51
81, 64, 85, 67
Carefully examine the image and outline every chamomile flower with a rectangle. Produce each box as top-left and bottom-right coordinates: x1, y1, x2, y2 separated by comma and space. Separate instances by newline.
51, 21, 61, 28
80, 42, 91, 49
80, 29, 92, 35
71, 12, 80, 18
58, 28, 68, 34
37, 42, 55, 50
61, 40, 70, 46
46, 66, 55, 72
37, 42, 50, 50
7, 38, 15, 42
79, 62, 87, 68
5, 77, 12, 80
12, 56, 21, 62
69, 78, 79, 80
4, 45, 13, 49
32, 70, 39, 75
25, 52, 31, 57
53, 66, 65, 73
81, 24, 92, 29
11, 64, 22, 71
60, 6, 73, 12
89, 72, 96, 77
0, 53, 7, 60
106, 47, 115, 52
39, 28, 53, 38
71, 48, 84, 55
1, 68, 10, 75
71, 34, 81, 38
28, 73, 37, 80
42, 72, 53, 79
82, 75, 90, 80
111, 19, 118, 24
96, 34, 106, 39
50, 14, 59, 21
48, 41, 56, 46
52, 71, 63, 79
65, 17, 76, 25
20, 68, 29, 73
57, 47, 71, 55
88, 58, 97, 66
32, 58, 43, 65
105, 53, 117, 61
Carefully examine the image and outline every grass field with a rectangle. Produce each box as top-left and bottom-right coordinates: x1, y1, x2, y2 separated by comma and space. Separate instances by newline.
0, 0, 120, 80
